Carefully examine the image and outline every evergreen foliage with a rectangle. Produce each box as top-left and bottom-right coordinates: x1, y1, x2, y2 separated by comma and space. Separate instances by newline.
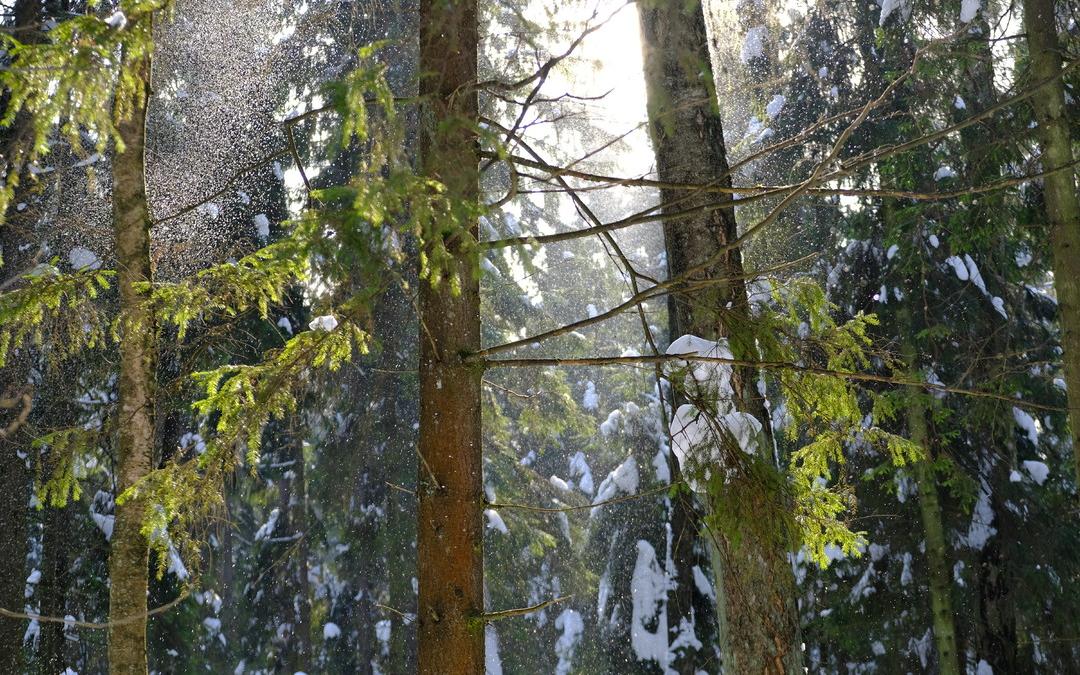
0, 0, 1077, 672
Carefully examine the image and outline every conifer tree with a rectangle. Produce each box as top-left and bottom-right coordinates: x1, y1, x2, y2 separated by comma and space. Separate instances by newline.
3, 2, 1079, 671
639, 1, 799, 672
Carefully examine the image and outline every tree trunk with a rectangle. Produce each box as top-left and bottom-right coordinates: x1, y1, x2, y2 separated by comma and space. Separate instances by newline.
415, 1, 482, 673
974, 458, 1019, 673
37, 501, 70, 673
0, 419, 27, 671
279, 415, 312, 673
887, 140, 963, 669
380, 323, 419, 674
107, 38, 155, 675
905, 398, 961, 675
953, 20, 1024, 670
639, 2, 801, 673
0, 271, 29, 674
1022, 0, 1080, 487
0, 0, 50, 664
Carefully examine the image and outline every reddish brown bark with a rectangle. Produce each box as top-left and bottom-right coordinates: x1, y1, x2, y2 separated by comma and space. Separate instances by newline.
416, 1, 483, 673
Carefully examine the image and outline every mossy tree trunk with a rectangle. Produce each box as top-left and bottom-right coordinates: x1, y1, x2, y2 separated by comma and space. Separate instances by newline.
902, 383, 961, 675
415, 1, 483, 673
891, 160, 962, 671
639, 2, 801, 672
1022, 0, 1080, 486
107, 37, 155, 675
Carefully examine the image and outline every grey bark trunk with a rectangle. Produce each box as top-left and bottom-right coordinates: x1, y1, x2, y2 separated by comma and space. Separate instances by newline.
639, 2, 801, 673
107, 39, 155, 675
0, 421, 27, 671
37, 502, 70, 672
974, 457, 1019, 672
954, 20, 1024, 670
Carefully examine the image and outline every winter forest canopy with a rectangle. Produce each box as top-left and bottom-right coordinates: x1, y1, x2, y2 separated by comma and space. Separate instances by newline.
0, 0, 1078, 673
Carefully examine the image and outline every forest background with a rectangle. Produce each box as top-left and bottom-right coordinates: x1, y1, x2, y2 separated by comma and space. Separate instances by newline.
0, 0, 1078, 674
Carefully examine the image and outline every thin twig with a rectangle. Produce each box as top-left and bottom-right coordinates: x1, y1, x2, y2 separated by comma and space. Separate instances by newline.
488, 482, 677, 514
385, 481, 416, 496
0, 589, 190, 629
482, 379, 540, 399
481, 595, 573, 622
375, 603, 415, 624
481, 353, 1065, 413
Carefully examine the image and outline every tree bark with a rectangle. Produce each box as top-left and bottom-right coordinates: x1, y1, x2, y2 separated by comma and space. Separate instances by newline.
974, 459, 1019, 673
639, 2, 801, 673
905, 399, 961, 675
0, 0, 49, 664
278, 415, 312, 673
954, 19, 1024, 670
416, 1, 483, 673
890, 158, 963, 670
0, 423, 27, 671
107, 37, 155, 675
1022, 0, 1080, 487
37, 501, 71, 673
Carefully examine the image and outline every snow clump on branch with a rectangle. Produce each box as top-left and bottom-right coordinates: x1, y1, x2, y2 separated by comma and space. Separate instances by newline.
665, 335, 764, 491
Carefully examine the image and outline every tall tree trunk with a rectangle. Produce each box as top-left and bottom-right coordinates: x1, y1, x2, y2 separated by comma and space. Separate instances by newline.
30, 373, 79, 673
1022, 0, 1080, 486
975, 458, 1019, 672
0, 405, 27, 671
953, 18, 1025, 669
891, 167, 963, 671
0, 271, 29, 671
639, 2, 801, 673
107, 36, 155, 675
0, 0, 50, 664
415, 1, 482, 673
214, 496, 237, 661
904, 395, 961, 675
279, 414, 312, 673
379, 301, 420, 674
37, 505, 70, 672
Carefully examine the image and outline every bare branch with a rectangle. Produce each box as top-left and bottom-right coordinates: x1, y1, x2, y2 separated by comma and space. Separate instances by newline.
0, 589, 190, 629
481, 595, 573, 622
480, 353, 1064, 413
487, 483, 677, 514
